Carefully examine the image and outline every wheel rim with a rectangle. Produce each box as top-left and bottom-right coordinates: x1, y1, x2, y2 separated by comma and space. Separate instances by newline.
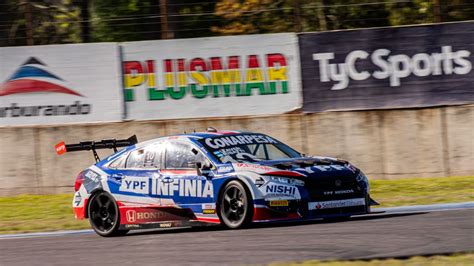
222, 185, 247, 226
90, 193, 117, 233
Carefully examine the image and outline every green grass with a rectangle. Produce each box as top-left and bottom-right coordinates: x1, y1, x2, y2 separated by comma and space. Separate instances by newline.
270, 253, 474, 266
370, 176, 474, 207
0, 176, 472, 234
0, 194, 89, 234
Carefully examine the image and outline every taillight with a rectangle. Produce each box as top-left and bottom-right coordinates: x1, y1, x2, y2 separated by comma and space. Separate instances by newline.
74, 171, 86, 192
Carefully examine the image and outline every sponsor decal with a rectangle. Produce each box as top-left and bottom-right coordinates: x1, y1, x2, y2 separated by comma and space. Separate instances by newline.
254, 176, 265, 187
312, 46, 472, 90
126, 210, 137, 223
202, 203, 216, 214
84, 170, 100, 182
265, 184, 297, 195
73, 192, 82, 207
308, 198, 366, 210
159, 223, 173, 228
214, 147, 246, 157
323, 189, 354, 196
125, 224, 140, 229
123, 54, 289, 101
151, 178, 214, 198
262, 183, 300, 199
0, 101, 91, 118
119, 176, 149, 194
119, 176, 214, 198
269, 200, 289, 207
126, 209, 167, 223
216, 165, 234, 174
295, 165, 348, 173
83, 170, 102, 193
235, 163, 275, 172
0, 57, 82, 97
205, 134, 277, 149
202, 203, 216, 209
0, 58, 92, 118
55, 141, 66, 155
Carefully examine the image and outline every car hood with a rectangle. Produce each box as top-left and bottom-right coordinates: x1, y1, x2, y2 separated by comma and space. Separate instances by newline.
230, 157, 360, 179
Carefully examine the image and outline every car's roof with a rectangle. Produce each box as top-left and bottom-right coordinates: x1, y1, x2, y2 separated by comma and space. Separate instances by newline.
137, 130, 259, 147
179, 130, 250, 139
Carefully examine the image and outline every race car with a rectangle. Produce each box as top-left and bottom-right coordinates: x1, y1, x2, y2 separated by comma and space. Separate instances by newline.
56, 128, 378, 237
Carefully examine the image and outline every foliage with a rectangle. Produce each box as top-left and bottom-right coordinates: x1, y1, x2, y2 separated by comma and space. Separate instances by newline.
0, 1, 473, 45
0, 0, 80, 47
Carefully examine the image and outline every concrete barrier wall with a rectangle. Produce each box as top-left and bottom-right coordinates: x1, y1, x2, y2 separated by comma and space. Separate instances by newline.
0, 105, 472, 196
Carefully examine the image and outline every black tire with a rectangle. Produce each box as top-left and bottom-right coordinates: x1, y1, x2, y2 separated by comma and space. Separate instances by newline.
218, 180, 253, 229
88, 191, 128, 237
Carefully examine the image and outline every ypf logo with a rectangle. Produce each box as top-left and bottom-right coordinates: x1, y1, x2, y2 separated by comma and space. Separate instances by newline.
0, 57, 83, 97
126, 210, 137, 223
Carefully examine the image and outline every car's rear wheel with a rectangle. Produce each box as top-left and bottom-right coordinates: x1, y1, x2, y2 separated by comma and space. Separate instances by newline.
88, 191, 128, 237
218, 180, 253, 229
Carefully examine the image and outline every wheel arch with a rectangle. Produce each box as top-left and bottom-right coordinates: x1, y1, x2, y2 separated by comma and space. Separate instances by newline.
216, 175, 256, 212
84, 188, 105, 219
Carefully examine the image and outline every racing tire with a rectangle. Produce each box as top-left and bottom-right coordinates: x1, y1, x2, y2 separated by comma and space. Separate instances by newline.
218, 180, 254, 229
88, 191, 128, 237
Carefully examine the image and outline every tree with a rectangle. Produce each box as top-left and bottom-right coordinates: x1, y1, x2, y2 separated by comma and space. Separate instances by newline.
0, 0, 81, 47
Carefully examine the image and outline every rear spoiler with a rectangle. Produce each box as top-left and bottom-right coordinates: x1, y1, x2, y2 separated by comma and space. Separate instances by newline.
55, 135, 138, 162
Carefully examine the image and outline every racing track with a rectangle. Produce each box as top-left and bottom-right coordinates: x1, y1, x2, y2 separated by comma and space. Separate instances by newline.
1, 209, 473, 265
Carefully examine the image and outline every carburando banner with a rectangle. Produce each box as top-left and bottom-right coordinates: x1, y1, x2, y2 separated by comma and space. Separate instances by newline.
0, 43, 123, 126
122, 33, 301, 120
299, 22, 474, 111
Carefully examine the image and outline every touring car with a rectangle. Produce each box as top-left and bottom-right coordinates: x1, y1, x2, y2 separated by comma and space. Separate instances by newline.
56, 128, 378, 237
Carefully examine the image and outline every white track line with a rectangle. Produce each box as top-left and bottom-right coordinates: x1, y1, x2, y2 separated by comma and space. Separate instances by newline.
373, 201, 474, 214
1, 201, 473, 240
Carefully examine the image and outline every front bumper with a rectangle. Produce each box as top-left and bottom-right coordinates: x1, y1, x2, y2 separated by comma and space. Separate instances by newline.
253, 195, 372, 222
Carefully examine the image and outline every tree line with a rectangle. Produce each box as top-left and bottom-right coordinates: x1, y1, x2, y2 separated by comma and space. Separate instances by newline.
0, 0, 472, 47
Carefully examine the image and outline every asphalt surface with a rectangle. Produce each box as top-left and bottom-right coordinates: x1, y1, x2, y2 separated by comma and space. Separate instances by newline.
1, 209, 473, 266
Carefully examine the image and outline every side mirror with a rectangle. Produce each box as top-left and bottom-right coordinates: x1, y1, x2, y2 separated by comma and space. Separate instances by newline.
195, 161, 212, 177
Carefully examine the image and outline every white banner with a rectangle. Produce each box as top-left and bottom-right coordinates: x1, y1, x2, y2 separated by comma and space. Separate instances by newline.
0, 43, 123, 126
122, 33, 301, 120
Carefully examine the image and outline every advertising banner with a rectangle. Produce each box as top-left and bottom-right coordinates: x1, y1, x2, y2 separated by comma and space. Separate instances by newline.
122, 33, 301, 120
0, 43, 123, 126
299, 22, 474, 112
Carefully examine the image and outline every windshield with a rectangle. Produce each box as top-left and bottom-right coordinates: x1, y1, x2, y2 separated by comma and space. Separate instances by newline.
198, 133, 301, 163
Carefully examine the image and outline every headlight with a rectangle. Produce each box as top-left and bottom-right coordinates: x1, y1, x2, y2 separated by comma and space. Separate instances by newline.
260, 176, 305, 186
356, 172, 370, 193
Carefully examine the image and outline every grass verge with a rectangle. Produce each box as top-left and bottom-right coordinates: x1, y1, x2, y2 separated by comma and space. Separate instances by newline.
270, 252, 474, 266
370, 176, 474, 207
0, 176, 473, 234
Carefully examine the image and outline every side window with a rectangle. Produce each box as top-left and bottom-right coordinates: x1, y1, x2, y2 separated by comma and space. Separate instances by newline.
125, 148, 146, 168
125, 143, 164, 169
108, 153, 128, 169
266, 144, 288, 160
248, 144, 266, 159
165, 142, 208, 169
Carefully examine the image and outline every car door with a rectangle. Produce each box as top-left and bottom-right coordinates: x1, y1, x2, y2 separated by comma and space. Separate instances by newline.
107, 142, 164, 205
159, 140, 215, 207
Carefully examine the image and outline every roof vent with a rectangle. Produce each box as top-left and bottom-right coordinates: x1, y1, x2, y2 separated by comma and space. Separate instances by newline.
206, 127, 217, 133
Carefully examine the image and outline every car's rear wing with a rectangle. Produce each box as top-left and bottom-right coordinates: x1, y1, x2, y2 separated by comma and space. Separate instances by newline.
55, 135, 138, 162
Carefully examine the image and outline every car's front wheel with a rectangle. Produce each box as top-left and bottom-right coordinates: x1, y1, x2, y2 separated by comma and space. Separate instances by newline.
88, 191, 128, 237
218, 180, 253, 229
